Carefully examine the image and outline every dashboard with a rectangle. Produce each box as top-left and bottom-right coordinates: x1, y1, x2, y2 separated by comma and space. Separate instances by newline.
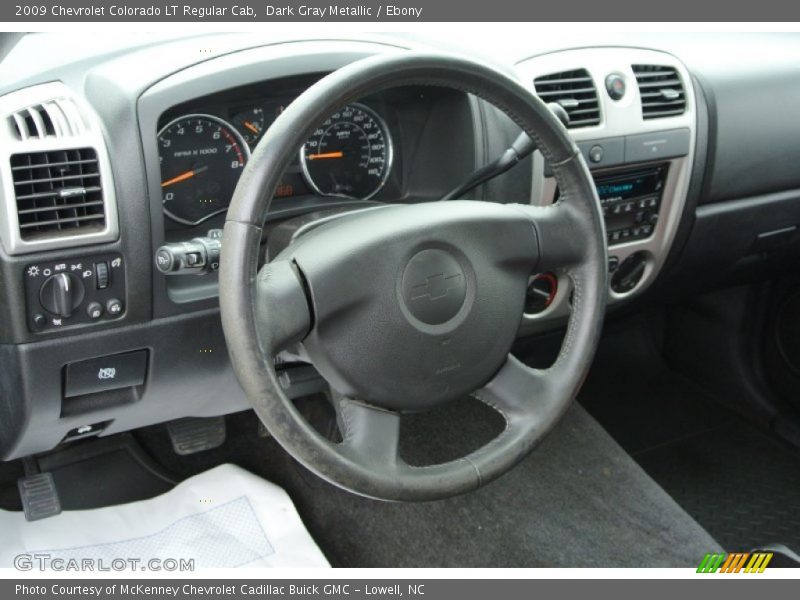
2, 33, 800, 460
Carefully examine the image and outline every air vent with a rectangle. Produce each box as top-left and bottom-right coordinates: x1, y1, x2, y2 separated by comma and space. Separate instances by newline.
8, 98, 86, 141
10, 148, 105, 240
534, 69, 601, 128
632, 65, 687, 119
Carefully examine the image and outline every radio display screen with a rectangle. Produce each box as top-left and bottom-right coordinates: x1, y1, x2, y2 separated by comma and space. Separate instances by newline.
595, 170, 663, 202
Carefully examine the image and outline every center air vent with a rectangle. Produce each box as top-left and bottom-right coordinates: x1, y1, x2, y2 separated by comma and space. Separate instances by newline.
534, 69, 601, 128
10, 148, 105, 240
632, 65, 687, 119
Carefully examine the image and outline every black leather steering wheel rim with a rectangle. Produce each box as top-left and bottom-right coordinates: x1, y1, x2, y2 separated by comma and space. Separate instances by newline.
219, 51, 607, 501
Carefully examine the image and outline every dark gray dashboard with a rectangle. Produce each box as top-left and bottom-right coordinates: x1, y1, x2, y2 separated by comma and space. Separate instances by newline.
1, 32, 800, 460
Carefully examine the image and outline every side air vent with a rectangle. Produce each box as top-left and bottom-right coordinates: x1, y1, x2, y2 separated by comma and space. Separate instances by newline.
9, 98, 87, 141
533, 69, 601, 128
1, 82, 118, 254
632, 65, 687, 119
10, 148, 105, 240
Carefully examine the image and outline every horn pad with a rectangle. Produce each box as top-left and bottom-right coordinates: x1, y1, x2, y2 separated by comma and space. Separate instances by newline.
282, 201, 538, 411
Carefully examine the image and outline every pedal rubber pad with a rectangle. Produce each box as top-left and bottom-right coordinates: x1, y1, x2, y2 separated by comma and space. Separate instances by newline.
167, 417, 226, 455
18, 472, 62, 521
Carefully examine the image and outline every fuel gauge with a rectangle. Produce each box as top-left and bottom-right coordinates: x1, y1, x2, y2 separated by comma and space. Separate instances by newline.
233, 107, 266, 147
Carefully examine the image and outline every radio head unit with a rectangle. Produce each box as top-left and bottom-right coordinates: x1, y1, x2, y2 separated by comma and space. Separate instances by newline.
555, 164, 667, 246
595, 165, 667, 245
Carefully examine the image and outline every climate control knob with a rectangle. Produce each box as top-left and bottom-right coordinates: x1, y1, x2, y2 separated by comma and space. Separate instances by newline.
39, 272, 85, 318
611, 252, 647, 294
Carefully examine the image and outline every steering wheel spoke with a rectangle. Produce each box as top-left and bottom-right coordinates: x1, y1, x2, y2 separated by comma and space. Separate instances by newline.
518, 202, 593, 273
474, 355, 555, 425
254, 260, 312, 353
335, 397, 403, 471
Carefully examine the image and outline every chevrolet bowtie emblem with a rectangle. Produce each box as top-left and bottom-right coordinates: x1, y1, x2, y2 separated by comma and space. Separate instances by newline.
401, 249, 468, 326
411, 272, 463, 302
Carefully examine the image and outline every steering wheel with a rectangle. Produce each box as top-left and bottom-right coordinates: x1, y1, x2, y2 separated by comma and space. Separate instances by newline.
219, 52, 607, 501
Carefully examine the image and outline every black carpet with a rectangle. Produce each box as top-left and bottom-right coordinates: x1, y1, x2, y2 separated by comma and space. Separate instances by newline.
575, 317, 800, 553
134, 397, 720, 567
634, 421, 800, 552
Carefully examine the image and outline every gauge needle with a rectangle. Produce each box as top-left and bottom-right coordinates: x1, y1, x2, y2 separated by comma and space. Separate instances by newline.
161, 165, 209, 188
308, 151, 344, 160
243, 121, 260, 134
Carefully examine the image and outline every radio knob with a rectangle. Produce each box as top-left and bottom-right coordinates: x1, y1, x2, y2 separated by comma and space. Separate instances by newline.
611, 253, 647, 294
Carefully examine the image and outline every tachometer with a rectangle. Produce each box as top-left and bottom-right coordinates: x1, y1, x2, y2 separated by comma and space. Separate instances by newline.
158, 114, 249, 226
300, 103, 392, 200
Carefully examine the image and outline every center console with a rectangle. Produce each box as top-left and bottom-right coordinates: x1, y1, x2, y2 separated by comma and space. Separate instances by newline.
515, 47, 697, 331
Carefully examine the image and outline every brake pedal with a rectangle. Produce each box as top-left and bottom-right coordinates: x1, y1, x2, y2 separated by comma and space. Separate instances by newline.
18, 472, 62, 521
167, 416, 226, 455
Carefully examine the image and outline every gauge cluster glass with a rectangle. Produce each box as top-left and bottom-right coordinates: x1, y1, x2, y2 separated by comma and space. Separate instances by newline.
158, 99, 395, 227
300, 103, 392, 201
158, 114, 249, 226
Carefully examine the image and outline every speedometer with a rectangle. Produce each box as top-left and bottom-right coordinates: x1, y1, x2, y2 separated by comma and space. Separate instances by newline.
158, 114, 249, 226
300, 103, 392, 200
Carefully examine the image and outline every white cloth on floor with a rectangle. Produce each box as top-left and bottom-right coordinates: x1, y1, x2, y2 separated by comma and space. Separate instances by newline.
0, 464, 329, 569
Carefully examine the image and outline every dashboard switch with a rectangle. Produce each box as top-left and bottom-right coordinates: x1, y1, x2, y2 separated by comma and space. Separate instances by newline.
86, 302, 103, 320
24, 253, 125, 333
39, 273, 84, 318
64, 350, 148, 397
155, 235, 222, 276
106, 298, 124, 317
605, 73, 626, 100
32, 313, 46, 331
588, 145, 604, 163
95, 262, 109, 289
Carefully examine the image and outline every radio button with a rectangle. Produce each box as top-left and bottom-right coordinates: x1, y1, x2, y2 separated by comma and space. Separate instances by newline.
589, 145, 604, 163
637, 197, 658, 209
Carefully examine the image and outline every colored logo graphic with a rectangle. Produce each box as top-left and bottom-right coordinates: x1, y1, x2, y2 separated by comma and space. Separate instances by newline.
697, 552, 773, 573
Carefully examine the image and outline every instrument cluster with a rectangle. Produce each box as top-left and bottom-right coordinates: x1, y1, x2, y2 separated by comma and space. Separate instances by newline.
157, 94, 394, 227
